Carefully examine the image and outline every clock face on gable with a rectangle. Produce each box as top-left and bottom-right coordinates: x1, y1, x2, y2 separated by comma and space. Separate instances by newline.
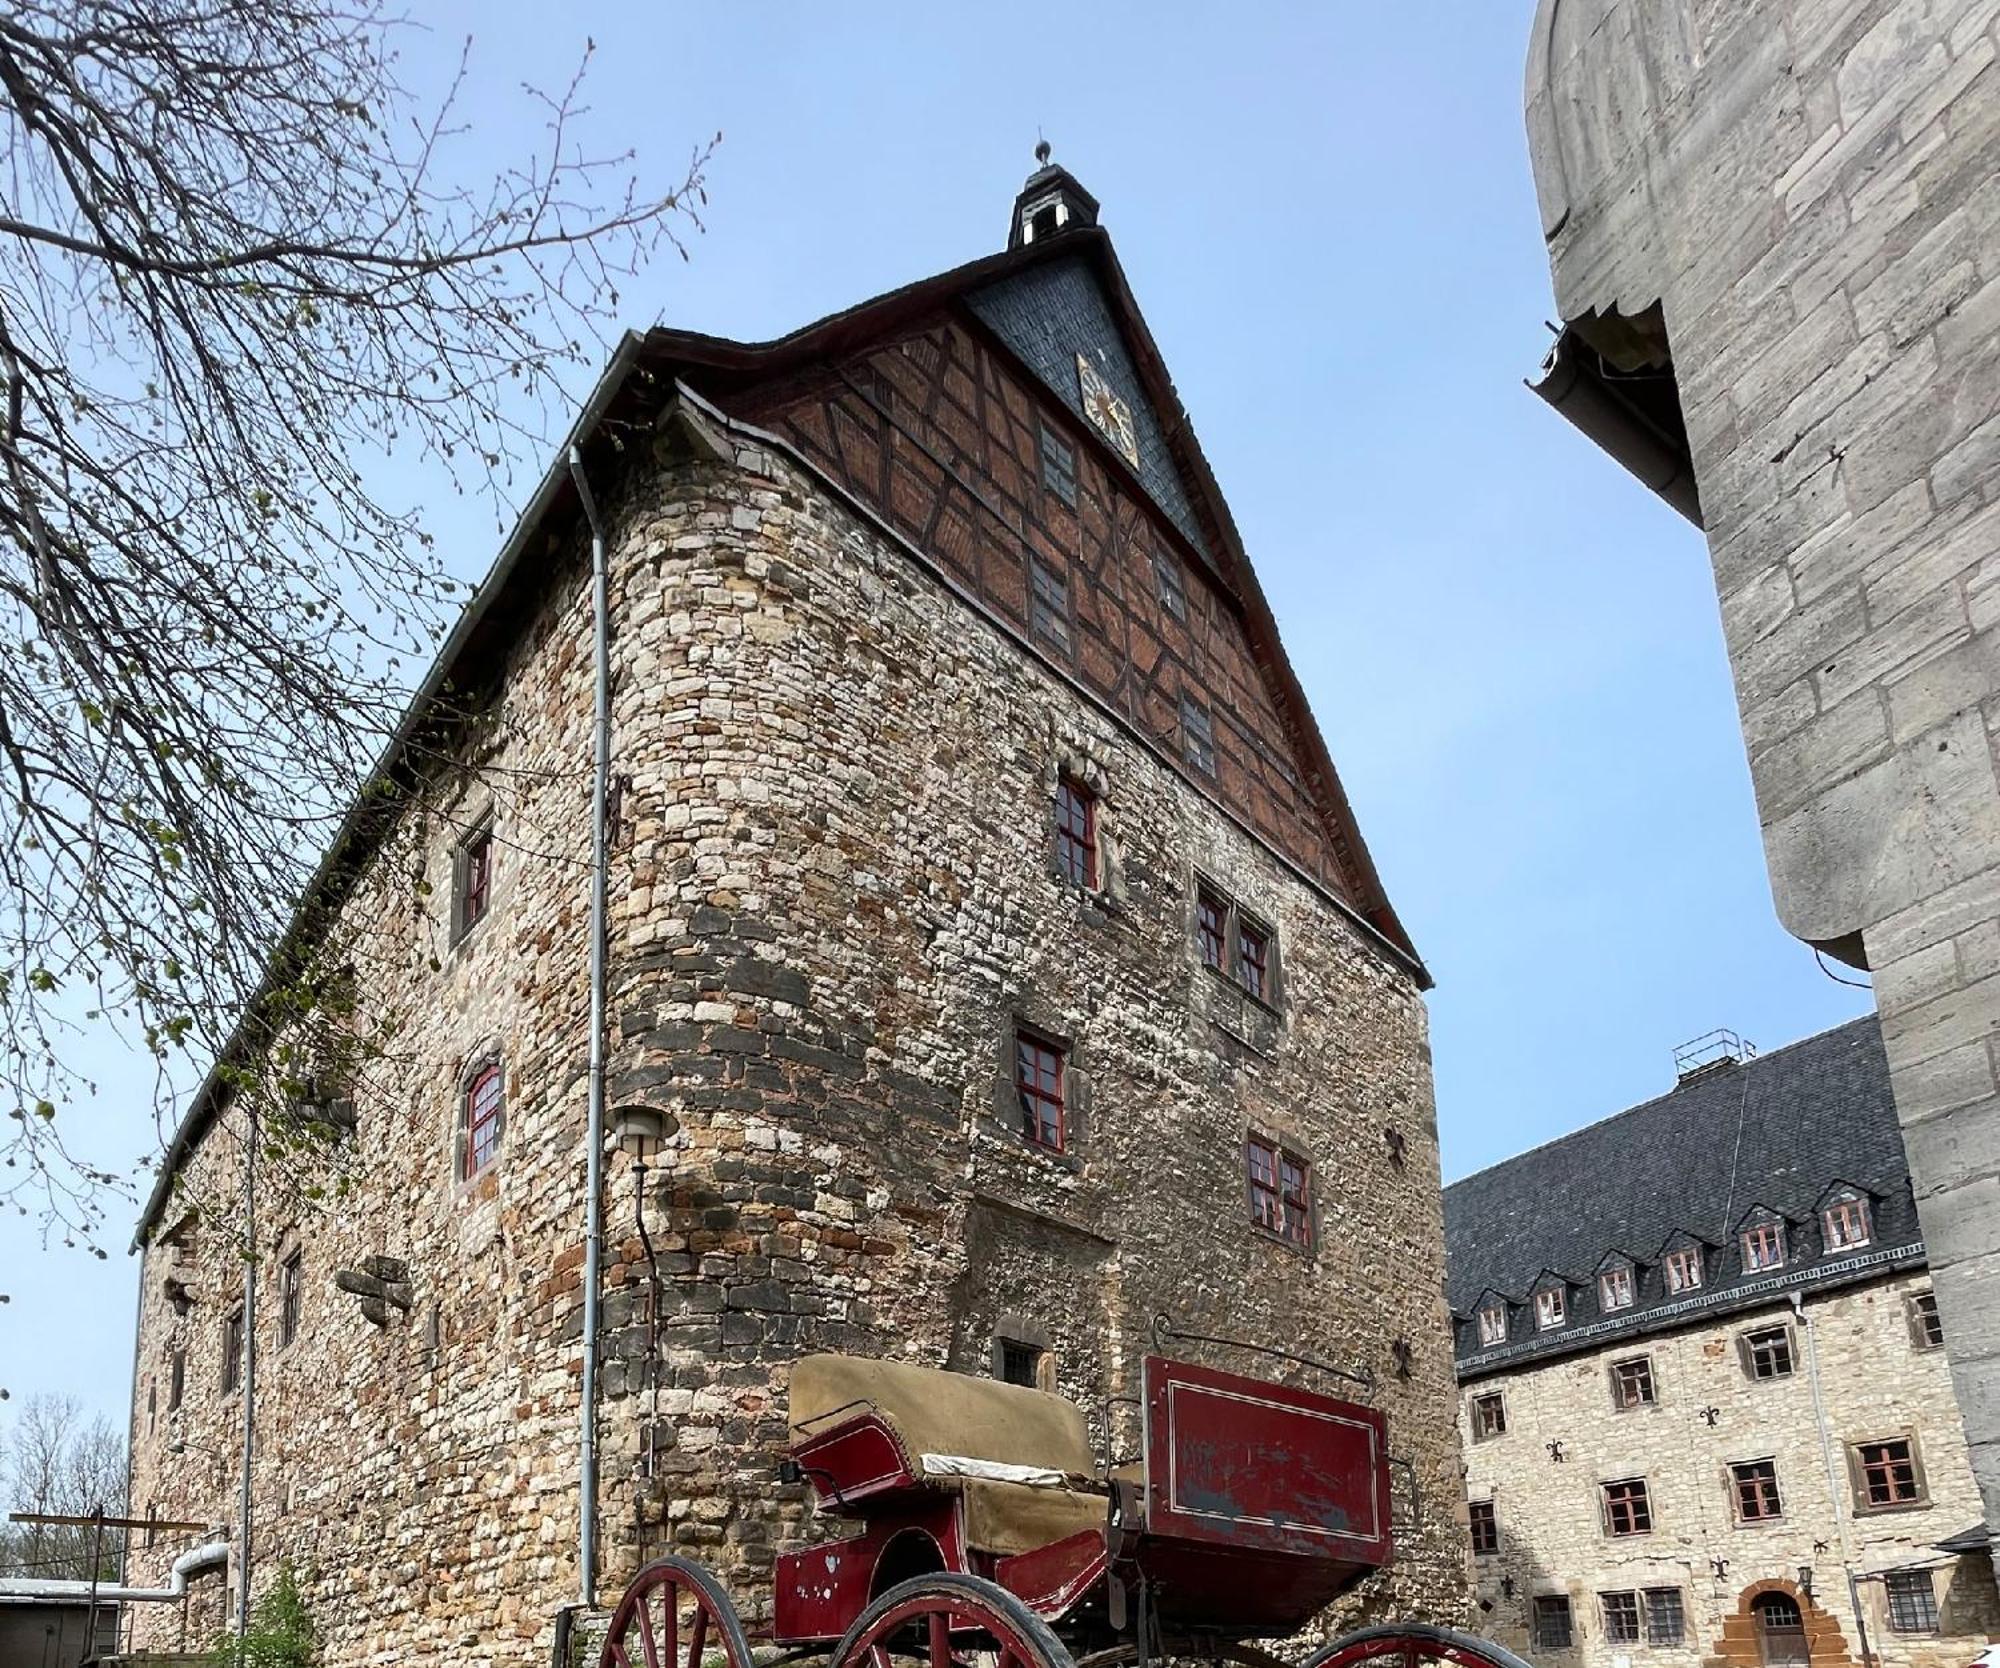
1075, 353, 1140, 468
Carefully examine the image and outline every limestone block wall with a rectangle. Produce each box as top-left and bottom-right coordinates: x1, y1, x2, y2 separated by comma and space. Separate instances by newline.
1461, 1271, 1999, 1668
1526, 0, 2000, 1542
124, 428, 1467, 1664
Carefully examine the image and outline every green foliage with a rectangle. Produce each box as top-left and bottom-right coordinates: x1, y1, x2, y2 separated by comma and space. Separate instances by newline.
211, 1563, 317, 1668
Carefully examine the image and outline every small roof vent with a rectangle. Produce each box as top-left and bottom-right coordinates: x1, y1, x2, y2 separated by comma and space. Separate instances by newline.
1674, 1028, 1757, 1082
1008, 143, 1101, 251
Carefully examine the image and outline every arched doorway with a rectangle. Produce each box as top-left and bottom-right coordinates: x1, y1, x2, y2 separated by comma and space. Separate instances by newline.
1751, 1592, 1809, 1667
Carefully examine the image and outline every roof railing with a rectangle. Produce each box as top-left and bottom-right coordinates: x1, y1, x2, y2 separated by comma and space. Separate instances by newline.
1674, 1028, 1757, 1081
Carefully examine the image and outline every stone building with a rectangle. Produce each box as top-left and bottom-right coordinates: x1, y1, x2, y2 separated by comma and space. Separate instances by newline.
121, 161, 1467, 1664
1449, 1018, 2000, 1668
1521, 0, 2000, 1551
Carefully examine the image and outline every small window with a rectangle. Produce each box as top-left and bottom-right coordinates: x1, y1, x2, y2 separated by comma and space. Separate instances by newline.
1731, 1458, 1784, 1522
1908, 1291, 1944, 1351
461, 1062, 504, 1179
1644, 1589, 1685, 1645
1601, 1477, 1652, 1537
455, 822, 494, 938
1014, 1031, 1066, 1152
1599, 1266, 1634, 1311
1039, 423, 1077, 507
222, 1306, 244, 1395
1054, 776, 1098, 889
1610, 1356, 1655, 1410
1477, 1304, 1508, 1347
1181, 695, 1216, 777
1743, 1220, 1786, 1271
1471, 1391, 1507, 1441
1853, 1437, 1925, 1510
1197, 887, 1228, 971
1665, 1247, 1703, 1293
1535, 1287, 1566, 1331
1468, 1499, 1499, 1556
1601, 1591, 1641, 1645
146, 1377, 157, 1432
1154, 548, 1187, 620
998, 1338, 1046, 1389
168, 1347, 185, 1412
1532, 1596, 1574, 1651
1279, 1149, 1311, 1249
278, 1249, 303, 1350
1884, 1570, 1939, 1634
1029, 558, 1071, 653
1824, 1194, 1872, 1250
1237, 919, 1271, 1002
1742, 1325, 1795, 1381
1246, 1135, 1311, 1250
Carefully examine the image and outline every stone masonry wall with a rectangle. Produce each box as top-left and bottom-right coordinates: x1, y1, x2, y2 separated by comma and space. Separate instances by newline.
125, 418, 1466, 1661
1461, 1270, 1999, 1668
1526, 0, 2000, 1547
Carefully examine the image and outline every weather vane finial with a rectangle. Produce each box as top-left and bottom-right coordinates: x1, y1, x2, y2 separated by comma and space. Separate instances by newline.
1034, 134, 1051, 167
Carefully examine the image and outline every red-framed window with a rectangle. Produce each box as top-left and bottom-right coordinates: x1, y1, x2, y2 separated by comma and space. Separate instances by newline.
1600, 1265, 1634, 1310
1742, 1220, 1786, 1271
1468, 1499, 1499, 1556
1247, 1134, 1310, 1249
1731, 1459, 1783, 1521
1197, 889, 1228, 971
1601, 1477, 1653, 1536
1014, 1032, 1066, 1152
1054, 777, 1097, 888
1665, 1246, 1703, 1292
1477, 1304, 1507, 1346
459, 825, 494, 934
463, 1062, 504, 1178
1535, 1287, 1566, 1330
1238, 920, 1270, 1002
1824, 1195, 1872, 1249
1854, 1437, 1924, 1508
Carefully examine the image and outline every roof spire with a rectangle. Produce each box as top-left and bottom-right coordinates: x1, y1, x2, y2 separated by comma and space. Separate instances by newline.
1008, 143, 1099, 251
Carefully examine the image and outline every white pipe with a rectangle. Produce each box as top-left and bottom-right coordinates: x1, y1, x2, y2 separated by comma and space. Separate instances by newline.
566, 441, 611, 1610
0, 1541, 229, 1605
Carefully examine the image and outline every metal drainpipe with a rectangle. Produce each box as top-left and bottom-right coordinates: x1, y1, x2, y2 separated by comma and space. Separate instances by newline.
567, 442, 611, 1612
1790, 1290, 1874, 1667
237, 1115, 256, 1641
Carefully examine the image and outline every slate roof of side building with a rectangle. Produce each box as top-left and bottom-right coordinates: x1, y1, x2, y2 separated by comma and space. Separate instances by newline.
1444, 1015, 1922, 1380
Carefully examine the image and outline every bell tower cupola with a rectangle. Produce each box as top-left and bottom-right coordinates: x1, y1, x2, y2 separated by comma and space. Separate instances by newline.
1008, 142, 1101, 250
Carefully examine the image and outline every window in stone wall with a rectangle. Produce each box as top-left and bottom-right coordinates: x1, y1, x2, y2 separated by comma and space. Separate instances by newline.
1039, 423, 1077, 508
1535, 1287, 1566, 1331
1477, 1303, 1507, 1347
1850, 1436, 1927, 1511
1246, 1134, 1312, 1251
1823, 1191, 1872, 1250
1664, 1246, 1703, 1293
1532, 1596, 1574, 1650
1740, 1325, 1795, 1381
1197, 886, 1228, 972
222, 1306, 243, 1395
1014, 1030, 1067, 1152
1180, 695, 1216, 777
1730, 1458, 1783, 1522
1600, 1591, 1641, 1645
1644, 1589, 1686, 1644
1610, 1356, 1655, 1411
1154, 547, 1187, 621
1237, 917, 1271, 1003
1471, 1391, 1507, 1442
1908, 1291, 1944, 1351
998, 1338, 1048, 1389
1600, 1477, 1653, 1537
453, 819, 494, 942
278, 1249, 303, 1350
1030, 558, 1072, 654
1884, 1570, 1939, 1634
1599, 1264, 1634, 1311
1054, 776, 1098, 889
460, 1060, 505, 1180
1468, 1499, 1499, 1556
168, 1347, 185, 1411
1742, 1220, 1786, 1272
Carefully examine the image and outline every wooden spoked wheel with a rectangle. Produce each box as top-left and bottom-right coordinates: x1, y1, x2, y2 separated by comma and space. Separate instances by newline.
830, 1573, 1075, 1668
600, 1555, 756, 1668
1302, 1624, 1537, 1668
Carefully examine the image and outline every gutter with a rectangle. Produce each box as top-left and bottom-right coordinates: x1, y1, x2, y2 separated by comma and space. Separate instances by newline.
0, 1541, 229, 1606
1528, 325, 1702, 528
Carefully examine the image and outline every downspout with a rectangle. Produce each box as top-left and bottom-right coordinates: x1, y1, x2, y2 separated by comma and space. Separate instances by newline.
237, 1115, 256, 1639
567, 442, 612, 1611
1791, 1291, 1874, 1667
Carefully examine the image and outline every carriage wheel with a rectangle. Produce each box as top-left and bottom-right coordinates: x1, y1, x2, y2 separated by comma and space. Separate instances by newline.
830, 1573, 1075, 1668
1302, 1623, 1537, 1668
600, 1554, 756, 1668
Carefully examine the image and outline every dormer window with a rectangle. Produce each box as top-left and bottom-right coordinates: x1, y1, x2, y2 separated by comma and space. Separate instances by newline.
1742, 1221, 1786, 1272
1535, 1288, 1566, 1331
1477, 1303, 1507, 1347
1599, 1266, 1634, 1311
1664, 1247, 1703, 1293
1823, 1193, 1872, 1250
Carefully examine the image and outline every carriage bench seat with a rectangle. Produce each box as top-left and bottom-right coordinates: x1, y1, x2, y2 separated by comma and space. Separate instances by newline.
787, 1353, 1107, 1554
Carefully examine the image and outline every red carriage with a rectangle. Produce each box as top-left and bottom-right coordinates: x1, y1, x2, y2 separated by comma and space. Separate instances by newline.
600, 1344, 1526, 1668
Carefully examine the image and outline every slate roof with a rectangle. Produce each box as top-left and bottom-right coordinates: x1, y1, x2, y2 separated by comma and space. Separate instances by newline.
1445, 1016, 1921, 1377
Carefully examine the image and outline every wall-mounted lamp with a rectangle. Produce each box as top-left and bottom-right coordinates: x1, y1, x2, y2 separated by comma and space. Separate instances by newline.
1797, 1567, 1814, 1600
611, 1103, 675, 1481
612, 1104, 672, 1164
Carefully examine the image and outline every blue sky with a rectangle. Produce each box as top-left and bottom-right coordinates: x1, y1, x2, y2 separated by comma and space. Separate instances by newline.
0, 2, 1870, 1432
